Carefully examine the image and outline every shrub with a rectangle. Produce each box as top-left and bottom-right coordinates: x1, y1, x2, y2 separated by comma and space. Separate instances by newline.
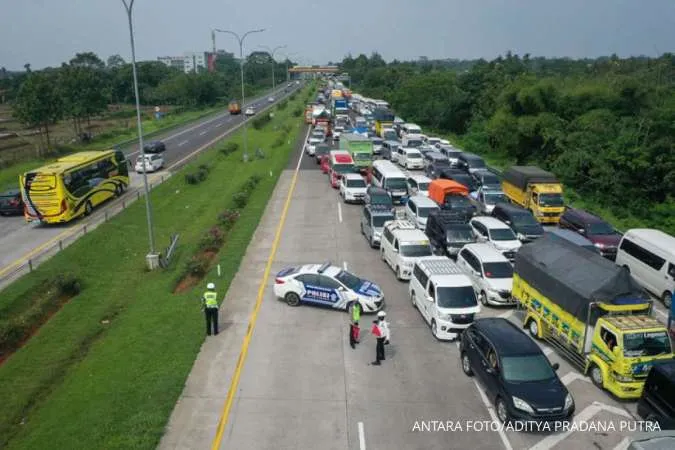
277, 99, 288, 110
184, 173, 198, 185
289, 93, 297, 101
243, 174, 262, 192
184, 254, 210, 277
232, 191, 250, 209
292, 107, 302, 117
252, 114, 272, 130
217, 209, 240, 229
220, 141, 239, 156
185, 166, 209, 184
272, 135, 285, 148
56, 274, 81, 296
199, 226, 225, 250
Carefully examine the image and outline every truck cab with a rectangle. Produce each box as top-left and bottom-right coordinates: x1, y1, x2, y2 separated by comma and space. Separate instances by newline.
501, 166, 565, 224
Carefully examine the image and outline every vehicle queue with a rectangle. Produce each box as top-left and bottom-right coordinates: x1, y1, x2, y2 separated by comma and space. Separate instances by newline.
272, 80, 675, 429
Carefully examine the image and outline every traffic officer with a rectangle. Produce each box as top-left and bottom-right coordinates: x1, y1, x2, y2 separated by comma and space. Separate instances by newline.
349, 303, 361, 348
371, 319, 386, 365
378, 310, 391, 345
202, 283, 219, 336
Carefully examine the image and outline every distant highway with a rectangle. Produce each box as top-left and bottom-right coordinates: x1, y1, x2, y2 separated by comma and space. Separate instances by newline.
0, 83, 304, 281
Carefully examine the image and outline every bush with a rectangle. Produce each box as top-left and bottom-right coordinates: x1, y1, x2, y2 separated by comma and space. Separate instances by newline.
220, 142, 239, 156
272, 135, 286, 148
184, 166, 209, 185
232, 191, 250, 209
184, 254, 210, 276
56, 274, 81, 296
184, 173, 198, 185
243, 174, 262, 192
292, 107, 303, 117
217, 209, 240, 229
199, 226, 225, 251
289, 93, 297, 101
252, 114, 272, 130
277, 99, 288, 110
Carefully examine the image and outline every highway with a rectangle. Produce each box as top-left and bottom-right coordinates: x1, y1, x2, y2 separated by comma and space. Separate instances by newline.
0, 83, 303, 282
159, 131, 648, 450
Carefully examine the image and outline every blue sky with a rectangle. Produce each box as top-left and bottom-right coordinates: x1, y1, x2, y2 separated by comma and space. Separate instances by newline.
1, 0, 674, 70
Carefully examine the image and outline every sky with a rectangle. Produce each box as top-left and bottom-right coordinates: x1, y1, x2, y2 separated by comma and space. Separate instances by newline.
1, 0, 674, 70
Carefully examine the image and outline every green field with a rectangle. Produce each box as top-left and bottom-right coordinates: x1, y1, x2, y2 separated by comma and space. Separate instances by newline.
0, 86, 311, 449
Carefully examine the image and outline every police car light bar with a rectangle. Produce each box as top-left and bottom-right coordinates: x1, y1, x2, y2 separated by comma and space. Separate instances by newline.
318, 262, 331, 273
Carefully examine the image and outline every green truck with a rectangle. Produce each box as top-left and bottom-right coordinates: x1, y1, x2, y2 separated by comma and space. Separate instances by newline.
340, 133, 373, 174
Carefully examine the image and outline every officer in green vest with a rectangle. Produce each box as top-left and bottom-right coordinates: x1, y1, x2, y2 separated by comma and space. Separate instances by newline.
202, 283, 219, 336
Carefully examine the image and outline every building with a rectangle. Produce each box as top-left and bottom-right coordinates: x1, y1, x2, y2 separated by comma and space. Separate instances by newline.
158, 50, 235, 73
183, 52, 207, 73
157, 56, 185, 72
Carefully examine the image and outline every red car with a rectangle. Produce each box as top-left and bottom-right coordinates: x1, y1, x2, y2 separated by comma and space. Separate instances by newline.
320, 155, 330, 174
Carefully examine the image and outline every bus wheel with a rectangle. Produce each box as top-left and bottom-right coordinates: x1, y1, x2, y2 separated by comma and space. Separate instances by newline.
84, 201, 93, 216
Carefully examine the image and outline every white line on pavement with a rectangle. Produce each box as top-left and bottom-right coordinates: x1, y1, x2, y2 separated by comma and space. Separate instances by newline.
498, 310, 514, 319
343, 261, 348, 270
358, 422, 366, 450
337, 202, 343, 223
560, 372, 590, 386
199, 130, 207, 136
178, 140, 189, 147
472, 380, 513, 450
215, 122, 224, 127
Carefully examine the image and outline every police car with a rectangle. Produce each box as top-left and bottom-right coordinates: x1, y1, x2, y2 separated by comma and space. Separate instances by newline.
273, 262, 384, 313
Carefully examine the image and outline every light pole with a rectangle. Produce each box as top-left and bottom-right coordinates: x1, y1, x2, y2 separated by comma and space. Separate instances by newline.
259, 45, 286, 90
121, 0, 157, 267
213, 28, 265, 161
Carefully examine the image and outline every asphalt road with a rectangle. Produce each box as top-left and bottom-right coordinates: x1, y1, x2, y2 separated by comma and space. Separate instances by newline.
159, 134, 652, 450
0, 83, 303, 276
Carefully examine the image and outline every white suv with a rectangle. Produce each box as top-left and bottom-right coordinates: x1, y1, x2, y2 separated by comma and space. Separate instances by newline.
407, 174, 431, 197
469, 216, 522, 262
339, 173, 367, 203
409, 256, 480, 340
404, 195, 439, 230
380, 220, 433, 280
456, 243, 515, 307
398, 148, 424, 170
135, 153, 164, 173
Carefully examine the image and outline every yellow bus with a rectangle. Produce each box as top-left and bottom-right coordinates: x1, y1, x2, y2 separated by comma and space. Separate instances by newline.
20, 150, 129, 224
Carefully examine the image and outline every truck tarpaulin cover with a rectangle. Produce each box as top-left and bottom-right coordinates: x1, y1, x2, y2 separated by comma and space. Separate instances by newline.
373, 109, 395, 122
503, 166, 559, 191
514, 233, 648, 321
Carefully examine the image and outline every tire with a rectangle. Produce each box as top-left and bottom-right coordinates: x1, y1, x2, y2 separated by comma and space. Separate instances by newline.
84, 201, 93, 216
461, 352, 474, 376
496, 398, 510, 424
662, 291, 672, 308
527, 319, 539, 339
479, 291, 488, 307
590, 364, 604, 389
411, 292, 417, 309
370, 236, 377, 249
396, 266, 403, 281
360, 222, 364, 235
285, 292, 301, 307
431, 320, 439, 339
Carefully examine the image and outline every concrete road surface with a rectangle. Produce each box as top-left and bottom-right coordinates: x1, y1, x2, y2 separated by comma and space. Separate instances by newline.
0, 84, 302, 280
158, 131, 649, 450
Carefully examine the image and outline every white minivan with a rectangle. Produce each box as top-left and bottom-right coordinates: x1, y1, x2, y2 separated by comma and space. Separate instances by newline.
615, 229, 675, 307
400, 123, 422, 138
380, 220, 433, 280
371, 160, 409, 204
409, 256, 480, 340
405, 195, 439, 230
456, 243, 516, 307
398, 148, 424, 170
469, 216, 522, 262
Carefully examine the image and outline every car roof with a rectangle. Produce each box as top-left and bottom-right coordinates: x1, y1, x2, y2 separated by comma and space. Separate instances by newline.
462, 243, 509, 262
472, 216, 510, 229
565, 207, 606, 224
343, 173, 363, 180
546, 228, 595, 246
409, 195, 437, 207
473, 318, 542, 356
624, 229, 675, 253
409, 174, 431, 182
493, 202, 530, 215
300, 263, 341, 277
394, 229, 429, 241
367, 186, 389, 194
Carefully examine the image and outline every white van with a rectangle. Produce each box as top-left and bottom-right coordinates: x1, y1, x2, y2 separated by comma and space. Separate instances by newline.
405, 195, 439, 230
398, 148, 424, 170
400, 123, 422, 138
615, 229, 675, 307
409, 256, 480, 340
372, 160, 408, 204
456, 243, 515, 307
402, 135, 423, 148
380, 220, 433, 280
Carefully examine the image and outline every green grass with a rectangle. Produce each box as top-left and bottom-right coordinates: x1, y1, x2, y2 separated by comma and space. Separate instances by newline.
0, 86, 312, 449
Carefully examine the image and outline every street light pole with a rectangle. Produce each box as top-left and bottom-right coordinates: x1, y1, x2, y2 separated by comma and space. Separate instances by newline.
121, 0, 157, 264
259, 45, 286, 90
214, 28, 265, 161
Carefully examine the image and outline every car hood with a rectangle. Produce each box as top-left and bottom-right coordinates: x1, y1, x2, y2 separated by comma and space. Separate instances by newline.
492, 240, 521, 251
345, 187, 367, 194
504, 377, 568, 410
357, 280, 382, 297
588, 233, 621, 247
485, 277, 513, 292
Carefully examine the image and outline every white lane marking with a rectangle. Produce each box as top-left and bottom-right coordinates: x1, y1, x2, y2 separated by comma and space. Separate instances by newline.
456, 341, 460, 349
560, 372, 590, 386
199, 130, 207, 136
498, 310, 514, 319
613, 437, 632, 450
343, 261, 348, 270
357, 422, 366, 450
215, 122, 224, 127
528, 402, 632, 450
542, 346, 554, 356
337, 202, 343, 223
178, 140, 189, 147
472, 380, 513, 450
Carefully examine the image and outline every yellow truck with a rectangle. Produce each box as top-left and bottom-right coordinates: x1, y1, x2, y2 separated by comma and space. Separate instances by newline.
501, 166, 565, 224
513, 233, 673, 400
373, 109, 395, 137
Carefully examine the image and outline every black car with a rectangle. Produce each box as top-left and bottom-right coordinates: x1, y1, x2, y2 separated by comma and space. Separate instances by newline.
472, 169, 502, 190
457, 152, 487, 173
364, 186, 394, 212
637, 360, 675, 430
441, 171, 477, 192
314, 144, 331, 163
143, 140, 166, 153
460, 317, 574, 425
491, 203, 544, 242
425, 210, 475, 257
426, 159, 452, 179
0, 189, 24, 216
439, 193, 476, 221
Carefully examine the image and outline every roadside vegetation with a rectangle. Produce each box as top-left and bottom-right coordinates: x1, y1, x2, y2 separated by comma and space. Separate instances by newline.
0, 85, 312, 449
343, 53, 675, 234
0, 51, 296, 185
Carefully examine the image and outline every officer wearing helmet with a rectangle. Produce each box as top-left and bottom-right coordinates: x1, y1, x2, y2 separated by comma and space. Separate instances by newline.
202, 282, 219, 336
371, 310, 390, 365
378, 310, 391, 345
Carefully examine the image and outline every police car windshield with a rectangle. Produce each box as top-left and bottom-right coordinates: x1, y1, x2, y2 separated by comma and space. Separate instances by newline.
436, 286, 477, 308
623, 331, 672, 357
400, 244, 432, 257
335, 270, 362, 290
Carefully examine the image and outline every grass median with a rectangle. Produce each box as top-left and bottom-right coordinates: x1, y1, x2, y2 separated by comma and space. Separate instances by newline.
0, 85, 312, 449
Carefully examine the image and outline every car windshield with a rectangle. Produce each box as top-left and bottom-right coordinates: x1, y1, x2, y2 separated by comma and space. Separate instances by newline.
372, 139, 383, 145
334, 164, 356, 174
436, 286, 478, 308
484, 192, 507, 204
335, 270, 363, 291
407, 151, 422, 159
385, 178, 407, 190
353, 153, 372, 161
623, 331, 672, 357
501, 355, 556, 382
466, 158, 486, 168
418, 182, 430, 191
434, 160, 450, 168
346, 178, 367, 188
489, 228, 517, 241
417, 206, 439, 218
446, 226, 475, 242
399, 244, 432, 257
538, 193, 564, 207
481, 174, 500, 185
370, 193, 392, 205
315, 146, 330, 155
372, 214, 395, 227
383, 131, 397, 140
483, 262, 513, 279
587, 221, 615, 235
407, 140, 422, 148
511, 213, 539, 227
444, 195, 471, 208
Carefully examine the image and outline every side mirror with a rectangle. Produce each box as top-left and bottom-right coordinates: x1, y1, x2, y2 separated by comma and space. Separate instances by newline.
486, 367, 495, 375
393, 248, 399, 253
552, 362, 560, 371
505, 220, 511, 225
426, 295, 433, 302
578, 228, 586, 235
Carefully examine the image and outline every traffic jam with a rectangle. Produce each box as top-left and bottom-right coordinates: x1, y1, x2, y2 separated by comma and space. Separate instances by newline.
274, 78, 675, 441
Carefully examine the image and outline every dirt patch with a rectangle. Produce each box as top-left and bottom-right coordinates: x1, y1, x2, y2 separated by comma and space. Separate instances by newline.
173, 250, 218, 294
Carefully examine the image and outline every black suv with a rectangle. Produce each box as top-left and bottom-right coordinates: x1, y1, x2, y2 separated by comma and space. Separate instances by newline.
0, 189, 24, 216
364, 186, 394, 213
143, 140, 166, 153
439, 169, 477, 192
637, 360, 675, 430
425, 159, 452, 179
472, 169, 502, 190
491, 203, 544, 242
460, 318, 574, 425
425, 210, 475, 257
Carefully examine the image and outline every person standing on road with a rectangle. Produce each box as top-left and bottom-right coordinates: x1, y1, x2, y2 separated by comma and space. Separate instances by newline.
378, 310, 391, 345
371, 319, 385, 365
349, 302, 361, 349
202, 283, 219, 336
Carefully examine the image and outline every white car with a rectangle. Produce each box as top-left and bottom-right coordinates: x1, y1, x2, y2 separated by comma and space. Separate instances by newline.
268, 97, 275, 103
407, 175, 431, 197
404, 195, 439, 230
245, 107, 255, 116
469, 217, 522, 262
456, 243, 516, 306
339, 173, 368, 203
469, 188, 508, 214
400, 148, 424, 170
305, 136, 323, 156
333, 126, 344, 140
435, 139, 450, 148
135, 153, 164, 173
380, 220, 433, 280
273, 262, 384, 313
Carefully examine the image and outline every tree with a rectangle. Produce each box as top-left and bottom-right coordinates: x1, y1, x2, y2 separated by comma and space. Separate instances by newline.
69, 52, 105, 70
12, 71, 63, 154
24, 63, 31, 73
106, 54, 125, 69
59, 63, 108, 136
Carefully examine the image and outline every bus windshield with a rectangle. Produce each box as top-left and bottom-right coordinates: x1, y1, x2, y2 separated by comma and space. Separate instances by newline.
352, 152, 372, 161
